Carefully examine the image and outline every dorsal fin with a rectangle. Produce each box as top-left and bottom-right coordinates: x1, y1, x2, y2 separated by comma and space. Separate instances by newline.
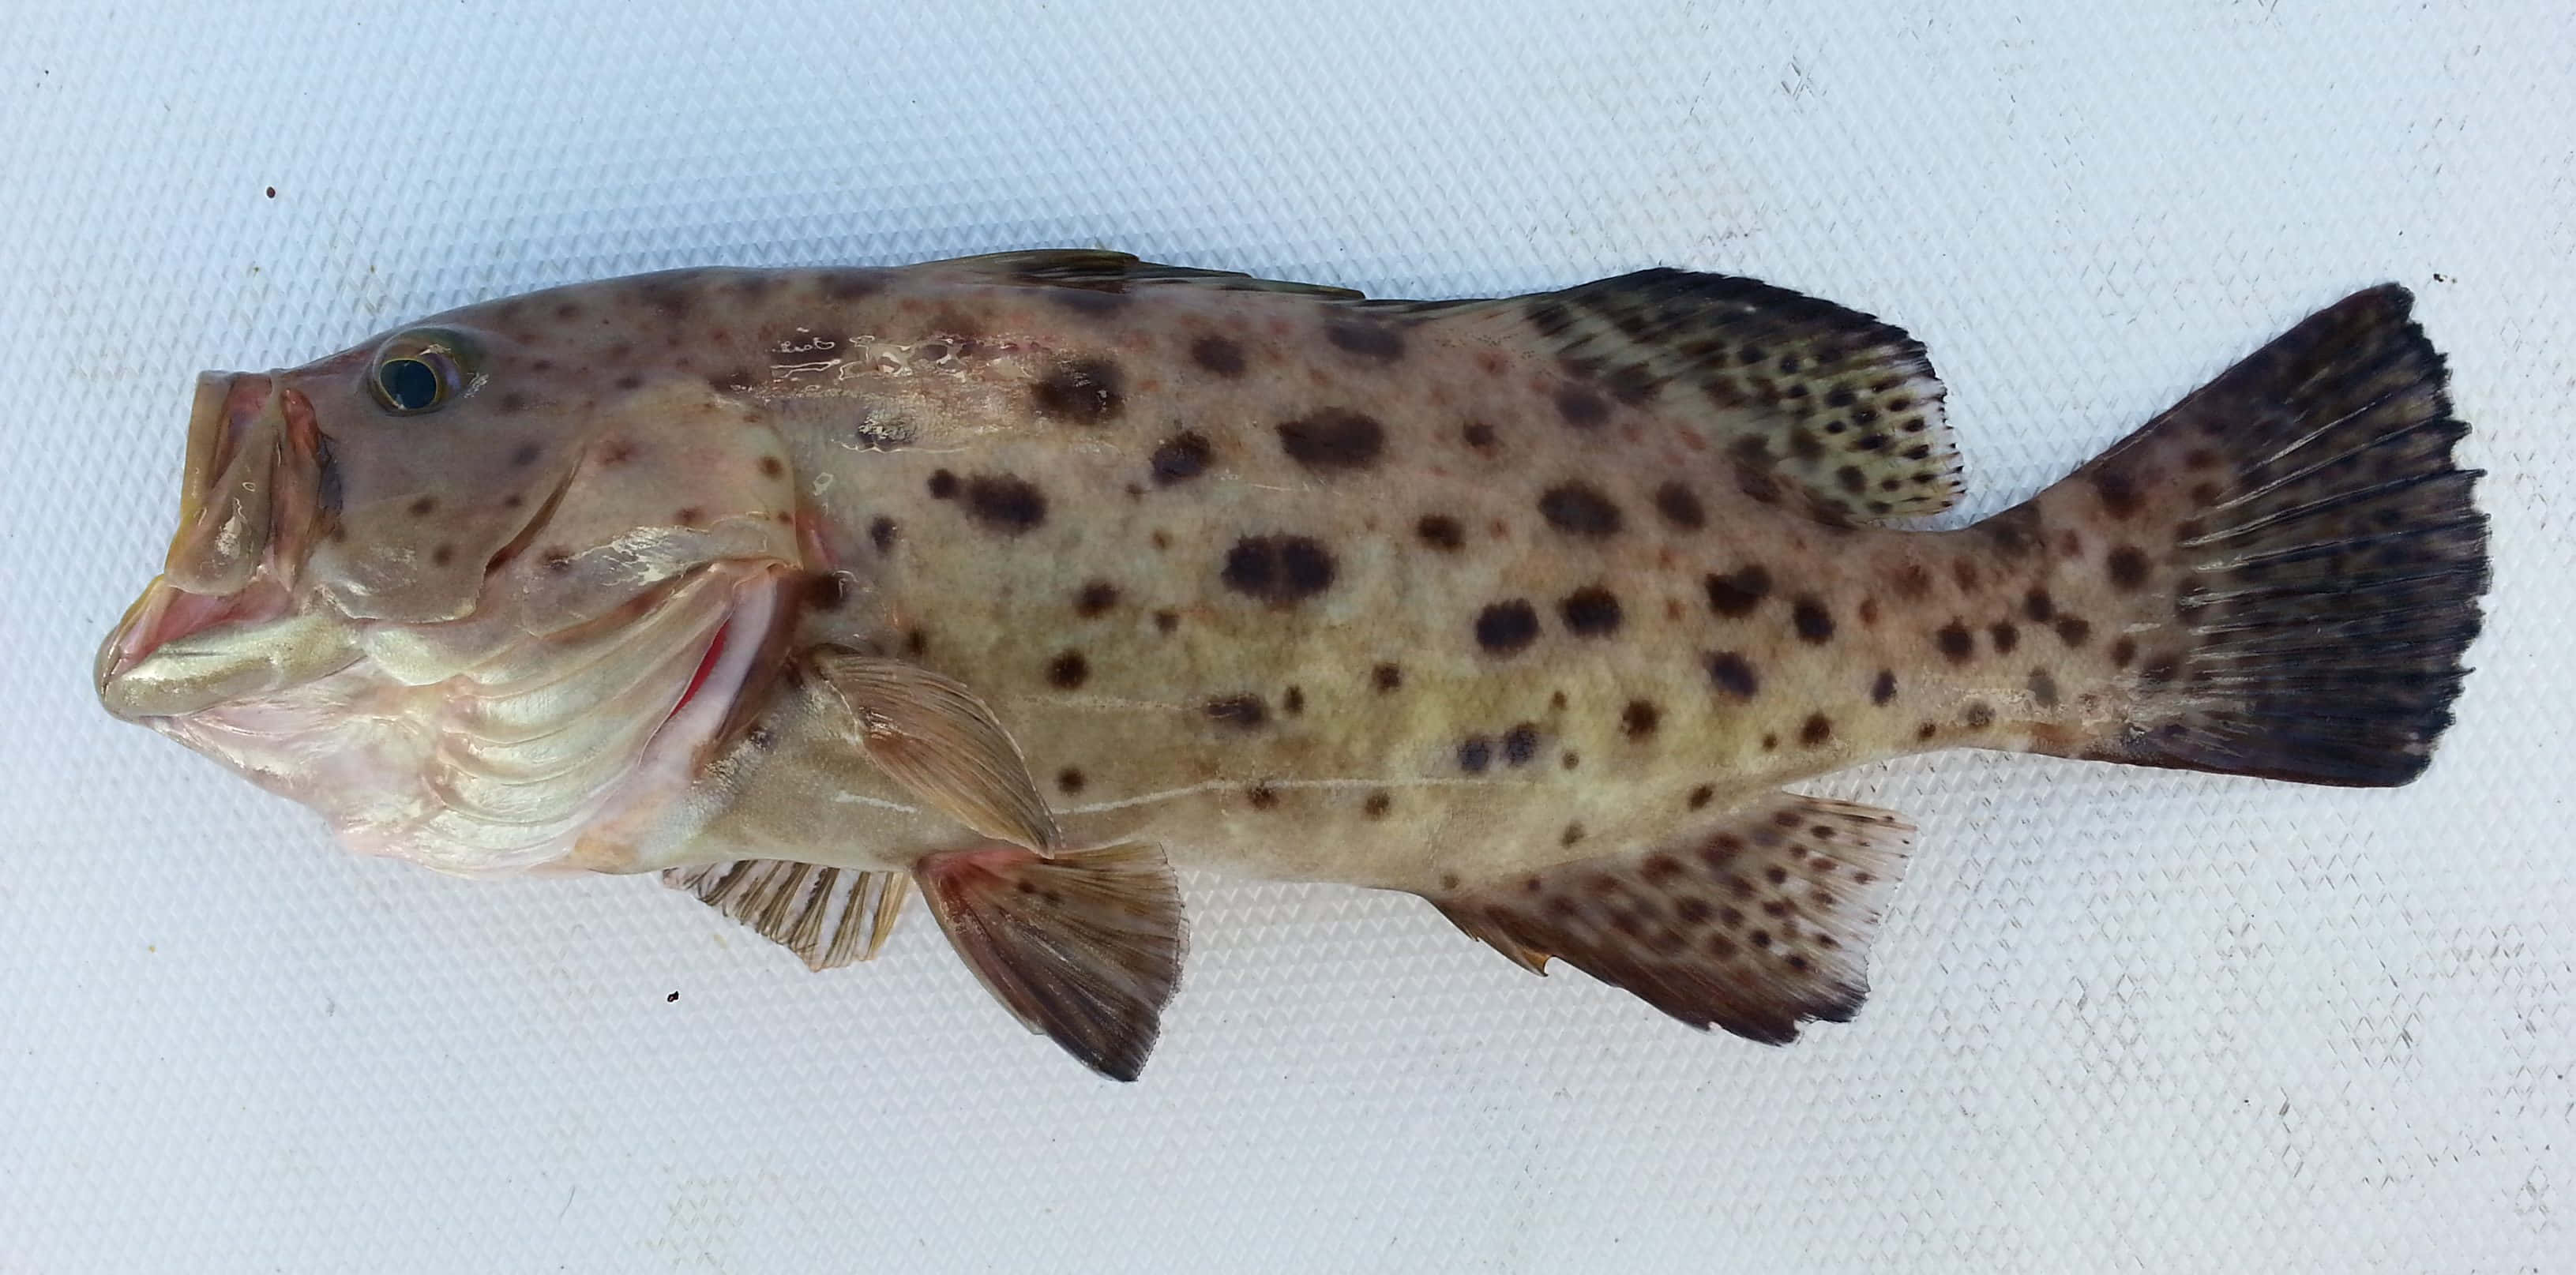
933, 249, 1367, 301
1478, 269, 1962, 522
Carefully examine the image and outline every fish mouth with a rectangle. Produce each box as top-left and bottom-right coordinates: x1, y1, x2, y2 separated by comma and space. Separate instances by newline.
97, 372, 348, 718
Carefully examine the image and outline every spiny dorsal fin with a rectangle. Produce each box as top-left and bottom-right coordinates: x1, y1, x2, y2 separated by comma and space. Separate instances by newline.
1456, 268, 1963, 523
663, 860, 912, 970
1430, 791, 1913, 1044
933, 249, 1367, 301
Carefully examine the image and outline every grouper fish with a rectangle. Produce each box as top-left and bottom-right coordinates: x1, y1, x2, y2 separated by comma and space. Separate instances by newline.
96, 252, 2490, 1078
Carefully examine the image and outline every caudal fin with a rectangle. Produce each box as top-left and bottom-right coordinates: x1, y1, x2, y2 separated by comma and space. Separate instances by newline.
2058, 285, 2489, 786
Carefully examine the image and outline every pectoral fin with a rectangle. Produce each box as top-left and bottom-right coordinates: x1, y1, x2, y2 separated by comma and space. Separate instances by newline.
915, 842, 1187, 1082
1431, 792, 1913, 1045
806, 648, 1060, 853
662, 859, 911, 970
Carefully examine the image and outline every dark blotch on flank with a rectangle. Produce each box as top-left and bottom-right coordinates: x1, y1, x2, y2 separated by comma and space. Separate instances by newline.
1415, 514, 1465, 551
1936, 621, 1975, 662
1282, 686, 1305, 715
2107, 545, 2151, 591
1704, 565, 1772, 617
1057, 768, 1086, 795
1474, 600, 1541, 655
1075, 580, 1120, 617
1046, 651, 1089, 689
1871, 669, 1898, 705
1364, 793, 1392, 819
1221, 535, 1338, 606
1277, 409, 1386, 471
1461, 420, 1499, 452
1990, 621, 2020, 654
1205, 695, 1267, 729
1688, 784, 1715, 810
2023, 588, 2056, 622
1962, 702, 1996, 729
1154, 609, 1179, 633
1188, 335, 1245, 376
2111, 636, 2139, 667
758, 456, 785, 478
869, 517, 899, 553
1247, 784, 1280, 810
2056, 616, 2093, 647
2029, 669, 2061, 707
1030, 357, 1125, 422
1791, 596, 1834, 644
1458, 736, 1494, 773
1372, 662, 1403, 692
1801, 713, 1834, 747
1621, 700, 1661, 737
963, 474, 1047, 533
1706, 651, 1759, 699
1538, 482, 1624, 538
1324, 319, 1404, 362
926, 469, 959, 499
1504, 723, 1541, 767
1554, 385, 1609, 428
1559, 586, 1624, 636
407, 496, 437, 517
510, 442, 542, 468
2093, 467, 2142, 519
1151, 431, 1212, 485
1653, 482, 1706, 530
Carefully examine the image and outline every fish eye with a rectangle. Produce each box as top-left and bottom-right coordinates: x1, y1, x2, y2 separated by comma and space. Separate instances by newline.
368, 330, 476, 416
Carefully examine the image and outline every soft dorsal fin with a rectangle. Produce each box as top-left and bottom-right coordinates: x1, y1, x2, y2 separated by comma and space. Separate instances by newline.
933, 249, 1367, 301
1463, 269, 1962, 523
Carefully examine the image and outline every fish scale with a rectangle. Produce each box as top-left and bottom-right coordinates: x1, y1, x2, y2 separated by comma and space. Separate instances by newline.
95, 251, 2488, 1078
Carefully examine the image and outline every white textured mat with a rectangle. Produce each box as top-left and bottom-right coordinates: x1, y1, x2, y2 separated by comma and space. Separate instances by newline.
3, 2, 2569, 1271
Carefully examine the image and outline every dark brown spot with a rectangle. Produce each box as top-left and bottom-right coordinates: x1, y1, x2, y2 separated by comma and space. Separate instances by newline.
1936, 621, 1975, 663
1560, 823, 1585, 848
1150, 431, 1212, 485
1188, 335, 1245, 376
1277, 409, 1386, 471
1800, 713, 1834, 747
430, 543, 455, 567
1704, 565, 1773, 617
2093, 467, 2142, 519
2028, 669, 2061, 707
509, 442, 542, 468
614, 373, 643, 392
758, 456, 785, 478
1538, 482, 1624, 538
1791, 595, 1834, 644
2107, 545, 2150, 591
1057, 768, 1086, 795
1415, 514, 1465, 551
1247, 784, 1280, 810
1046, 651, 1089, 689
1503, 723, 1541, 767
1891, 563, 1933, 600
1365, 793, 1393, 819
926, 469, 959, 499
1706, 651, 1759, 699
1075, 580, 1119, 617
1621, 699, 1662, 738
2023, 588, 2055, 622
1282, 686, 1305, 716
1651, 481, 1706, 530
1989, 621, 2019, 654
1030, 357, 1124, 422
1324, 319, 1404, 362
1675, 897, 1714, 926
2056, 616, 2093, 647
1558, 586, 1624, 636
903, 628, 928, 658
633, 278, 693, 321
1474, 600, 1541, 655
1962, 702, 1996, 729
2110, 636, 2139, 667
1355, 664, 1398, 697
1688, 784, 1715, 810
1154, 609, 1180, 634
1917, 721, 1939, 741
820, 270, 885, 302
1205, 695, 1267, 729
1561, 752, 1580, 771
1952, 559, 1982, 592
869, 517, 898, 553
407, 496, 437, 517
1554, 385, 1609, 428
1871, 670, 1898, 705
497, 391, 528, 414
1458, 737, 1493, 773
963, 474, 1047, 534
1762, 733, 1779, 752
1221, 535, 1338, 606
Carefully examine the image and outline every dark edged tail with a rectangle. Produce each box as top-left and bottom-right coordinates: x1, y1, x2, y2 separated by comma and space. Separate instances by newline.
2046, 285, 2489, 786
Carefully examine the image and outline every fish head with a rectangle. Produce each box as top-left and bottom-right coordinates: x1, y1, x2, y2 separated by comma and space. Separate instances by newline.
97, 286, 806, 874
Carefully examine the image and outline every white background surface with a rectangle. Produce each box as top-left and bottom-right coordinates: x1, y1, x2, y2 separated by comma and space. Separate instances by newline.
3, 2, 2570, 1271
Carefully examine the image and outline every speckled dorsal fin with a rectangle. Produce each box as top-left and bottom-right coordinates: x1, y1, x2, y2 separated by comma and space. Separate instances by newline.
1461, 268, 1962, 523
917, 842, 1187, 1082
662, 861, 912, 970
934, 249, 1366, 301
806, 649, 1061, 854
1431, 792, 1912, 1045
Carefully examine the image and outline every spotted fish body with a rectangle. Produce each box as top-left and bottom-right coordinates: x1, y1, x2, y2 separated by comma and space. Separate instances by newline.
98, 251, 2490, 1078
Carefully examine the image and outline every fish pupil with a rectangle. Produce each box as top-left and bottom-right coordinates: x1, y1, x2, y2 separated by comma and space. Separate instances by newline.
378, 358, 441, 412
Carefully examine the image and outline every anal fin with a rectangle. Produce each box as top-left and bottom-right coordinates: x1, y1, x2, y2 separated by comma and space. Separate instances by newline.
916, 842, 1187, 1082
1433, 793, 1912, 1045
663, 859, 912, 970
